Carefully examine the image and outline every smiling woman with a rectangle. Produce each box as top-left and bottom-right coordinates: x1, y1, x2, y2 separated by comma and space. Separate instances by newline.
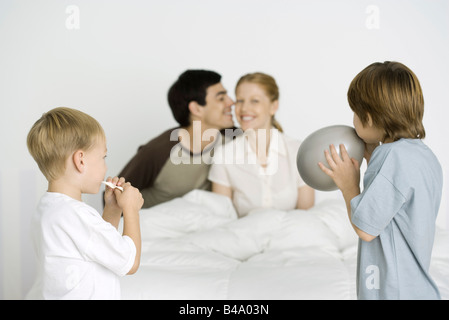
235, 73, 282, 133
209, 72, 315, 217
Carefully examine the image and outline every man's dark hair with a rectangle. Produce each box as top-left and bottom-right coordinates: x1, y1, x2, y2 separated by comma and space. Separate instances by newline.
167, 70, 221, 127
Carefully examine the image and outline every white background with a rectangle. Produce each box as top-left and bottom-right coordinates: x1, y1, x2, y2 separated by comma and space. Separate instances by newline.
0, 0, 448, 299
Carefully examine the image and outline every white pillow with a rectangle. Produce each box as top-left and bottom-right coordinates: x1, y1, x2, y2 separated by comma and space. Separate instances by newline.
138, 190, 237, 240
312, 199, 358, 250
267, 209, 339, 255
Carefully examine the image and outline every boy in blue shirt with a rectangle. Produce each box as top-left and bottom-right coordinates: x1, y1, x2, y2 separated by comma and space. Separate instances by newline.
319, 61, 442, 299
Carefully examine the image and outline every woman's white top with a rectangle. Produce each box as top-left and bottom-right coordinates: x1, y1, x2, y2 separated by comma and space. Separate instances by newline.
209, 129, 306, 217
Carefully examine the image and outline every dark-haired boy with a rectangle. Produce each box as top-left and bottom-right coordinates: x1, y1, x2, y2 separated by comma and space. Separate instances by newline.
319, 61, 443, 299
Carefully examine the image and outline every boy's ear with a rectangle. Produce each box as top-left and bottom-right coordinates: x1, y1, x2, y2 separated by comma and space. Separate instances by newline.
366, 113, 374, 127
72, 150, 85, 173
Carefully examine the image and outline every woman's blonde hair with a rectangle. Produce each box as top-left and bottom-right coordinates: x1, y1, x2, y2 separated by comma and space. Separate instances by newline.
236, 72, 283, 132
27, 107, 105, 181
347, 61, 425, 142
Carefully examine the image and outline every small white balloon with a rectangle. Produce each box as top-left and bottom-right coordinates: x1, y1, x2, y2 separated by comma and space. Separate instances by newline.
296, 125, 364, 191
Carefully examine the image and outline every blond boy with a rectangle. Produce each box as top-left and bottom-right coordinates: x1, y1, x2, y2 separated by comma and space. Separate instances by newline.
26, 107, 143, 299
319, 61, 442, 299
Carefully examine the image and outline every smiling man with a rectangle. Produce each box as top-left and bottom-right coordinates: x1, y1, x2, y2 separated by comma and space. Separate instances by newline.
117, 70, 236, 208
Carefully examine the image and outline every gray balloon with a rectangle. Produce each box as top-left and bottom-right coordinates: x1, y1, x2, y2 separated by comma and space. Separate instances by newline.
296, 125, 365, 191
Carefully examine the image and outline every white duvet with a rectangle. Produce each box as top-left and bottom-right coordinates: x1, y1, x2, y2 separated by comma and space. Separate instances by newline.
121, 190, 449, 300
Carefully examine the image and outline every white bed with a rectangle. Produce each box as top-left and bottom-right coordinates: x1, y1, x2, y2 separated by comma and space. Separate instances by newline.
120, 190, 449, 300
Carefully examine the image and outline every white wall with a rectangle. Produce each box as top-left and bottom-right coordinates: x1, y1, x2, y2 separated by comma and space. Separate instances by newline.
1, 0, 448, 299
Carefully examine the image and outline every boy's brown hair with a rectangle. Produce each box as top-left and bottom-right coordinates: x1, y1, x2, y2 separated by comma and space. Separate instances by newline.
347, 61, 425, 142
27, 107, 105, 181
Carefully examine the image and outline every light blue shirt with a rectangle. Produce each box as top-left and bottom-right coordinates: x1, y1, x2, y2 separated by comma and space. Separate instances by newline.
350, 139, 442, 300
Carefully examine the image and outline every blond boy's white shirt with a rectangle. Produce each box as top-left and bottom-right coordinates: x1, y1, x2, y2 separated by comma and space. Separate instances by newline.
209, 129, 305, 217
26, 192, 136, 300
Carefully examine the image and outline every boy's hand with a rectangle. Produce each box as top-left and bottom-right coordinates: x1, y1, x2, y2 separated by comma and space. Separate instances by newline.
318, 145, 376, 242
103, 176, 125, 213
114, 182, 144, 214
318, 144, 361, 198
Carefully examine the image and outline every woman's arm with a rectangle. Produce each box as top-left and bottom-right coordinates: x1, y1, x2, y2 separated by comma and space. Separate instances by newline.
296, 185, 315, 210
212, 182, 232, 199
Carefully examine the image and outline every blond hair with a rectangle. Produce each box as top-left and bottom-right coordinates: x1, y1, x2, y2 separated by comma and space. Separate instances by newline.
348, 61, 425, 142
236, 72, 283, 132
27, 107, 105, 181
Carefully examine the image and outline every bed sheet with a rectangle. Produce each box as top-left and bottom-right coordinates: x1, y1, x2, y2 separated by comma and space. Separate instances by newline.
120, 190, 449, 300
